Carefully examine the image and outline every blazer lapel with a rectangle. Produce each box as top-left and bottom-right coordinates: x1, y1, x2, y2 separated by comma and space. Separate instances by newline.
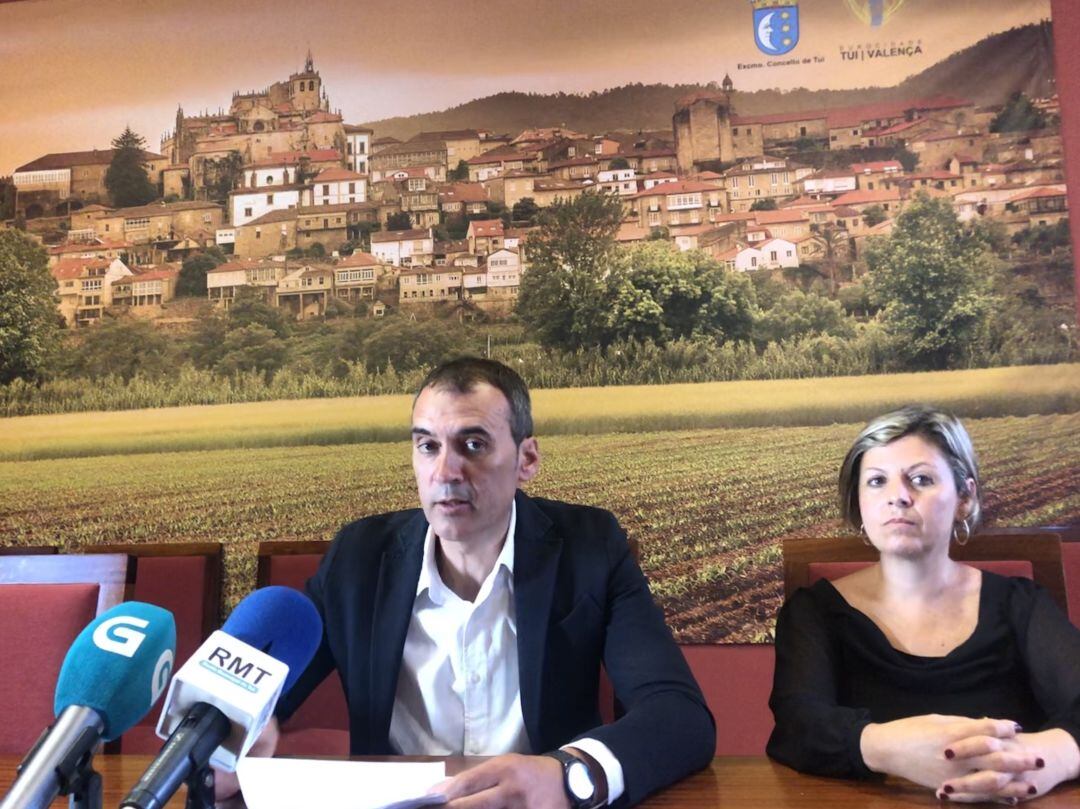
513, 491, 561, 752
368, 510, 426, 750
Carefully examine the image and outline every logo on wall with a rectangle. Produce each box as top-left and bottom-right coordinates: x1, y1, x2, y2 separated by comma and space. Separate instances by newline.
844, 0, 907, 27
751, 0, 799, 56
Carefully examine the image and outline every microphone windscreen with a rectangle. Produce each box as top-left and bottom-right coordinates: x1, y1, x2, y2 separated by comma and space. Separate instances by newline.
54, 601, 177, 741
221, 586, 322, 693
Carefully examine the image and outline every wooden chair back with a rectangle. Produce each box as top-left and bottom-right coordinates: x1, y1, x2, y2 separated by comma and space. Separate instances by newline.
782, 531, 1067, 614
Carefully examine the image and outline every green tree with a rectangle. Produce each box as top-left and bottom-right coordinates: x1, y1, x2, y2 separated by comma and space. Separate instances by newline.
105, 127, 157, 208
606, 242, 757, 345
386, 211, 412, 231
188, 309, 230, 369
753, 289, 855, 345
608, 157, 631, 170
990, 92, 1047, 134
0, 230, 60, 383
70, 315, 173, 381
0, 180, 16, 221
215, 324, 288, 378
228, 286, 290, 338
749, 198, 778, 211
511, 197, 540, 225
893, 147, 919, 172
866, 193, 994, 370
177, 252, 223, 297
360, 316, 467, 372
516, 192, 626, 349
448, 159, 470, 181
862, 205, 887, 227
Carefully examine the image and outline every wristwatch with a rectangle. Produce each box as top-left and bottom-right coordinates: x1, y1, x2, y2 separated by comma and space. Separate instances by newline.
544, 749, 603, 808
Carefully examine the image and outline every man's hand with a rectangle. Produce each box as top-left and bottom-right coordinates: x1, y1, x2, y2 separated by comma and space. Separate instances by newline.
429, 753, 570, 809
212, 716, 280, 803
860, 714, 1025, 790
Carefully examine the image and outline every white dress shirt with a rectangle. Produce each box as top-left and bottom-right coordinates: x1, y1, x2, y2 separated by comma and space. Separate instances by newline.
389, 501, 625, 804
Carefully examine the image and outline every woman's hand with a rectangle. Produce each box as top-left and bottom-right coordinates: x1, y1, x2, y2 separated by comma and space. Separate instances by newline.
938, 728, 1080, 803
860, 714, 1025, 789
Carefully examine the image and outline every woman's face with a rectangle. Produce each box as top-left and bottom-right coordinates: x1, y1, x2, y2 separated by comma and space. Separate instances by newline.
858, 433, 973, 558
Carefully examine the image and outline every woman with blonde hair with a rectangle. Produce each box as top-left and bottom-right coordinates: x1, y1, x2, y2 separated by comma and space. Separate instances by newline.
768, 405, 1080, 803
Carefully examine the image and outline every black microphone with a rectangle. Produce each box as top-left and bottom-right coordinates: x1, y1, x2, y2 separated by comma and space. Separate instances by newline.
120, 586, 322, 809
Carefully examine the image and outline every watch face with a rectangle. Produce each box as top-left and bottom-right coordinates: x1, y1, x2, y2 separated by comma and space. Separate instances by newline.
566, 760, 595, 801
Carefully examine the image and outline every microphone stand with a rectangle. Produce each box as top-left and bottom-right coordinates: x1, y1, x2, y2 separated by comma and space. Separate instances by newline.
184, 765, 214, 809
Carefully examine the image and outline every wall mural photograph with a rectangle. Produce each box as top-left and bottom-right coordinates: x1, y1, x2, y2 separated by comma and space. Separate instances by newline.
0, 0, 1076, 642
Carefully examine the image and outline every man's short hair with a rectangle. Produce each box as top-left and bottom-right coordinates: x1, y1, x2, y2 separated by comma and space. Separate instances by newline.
416, 357, 534, 445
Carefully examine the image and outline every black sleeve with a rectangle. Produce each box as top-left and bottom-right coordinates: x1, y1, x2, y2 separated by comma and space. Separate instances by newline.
273, 532, 342, 724
577, 512, 716, 807
766, 588, 876, 778
1013, 582, 1080, 746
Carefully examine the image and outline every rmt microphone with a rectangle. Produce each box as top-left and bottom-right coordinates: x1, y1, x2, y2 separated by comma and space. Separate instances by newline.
0, 602, 176, 809
120, 586, 322, 809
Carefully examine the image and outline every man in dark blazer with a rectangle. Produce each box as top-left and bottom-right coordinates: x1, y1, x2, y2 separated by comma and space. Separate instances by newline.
227, 358, 714, 808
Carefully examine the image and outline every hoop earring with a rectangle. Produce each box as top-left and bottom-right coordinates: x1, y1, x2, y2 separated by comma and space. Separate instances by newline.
953, 518, 971, 546
859, 523, 872, 546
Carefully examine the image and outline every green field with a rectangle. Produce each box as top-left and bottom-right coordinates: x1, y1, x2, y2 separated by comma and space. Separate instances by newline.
2, 408, 1077, 642
2, 364, 1077, 462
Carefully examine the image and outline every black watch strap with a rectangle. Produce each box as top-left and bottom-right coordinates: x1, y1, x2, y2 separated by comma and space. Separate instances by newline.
543, 749, 603, 808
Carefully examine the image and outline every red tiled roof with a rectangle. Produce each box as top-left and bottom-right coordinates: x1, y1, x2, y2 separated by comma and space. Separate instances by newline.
371, 228, 431, 243
439, 183, 488, 204
850, 161, 903, 174
468, 147, 534, 166
468, 219, 505, 237
631, 180, 720, 199
16, 149, 165, 173
249, 149, 341, 168
51, 258, 113, 280
115, 268, 178, 284
337, 252, 381, 266
48, 240, 131, 255
752, 210, 810, 225
313, 167, 365, 182
832, 206, 862, 217
831, 188, 902, 206
208, 260, 279, 274
1008, 186, 1067, 202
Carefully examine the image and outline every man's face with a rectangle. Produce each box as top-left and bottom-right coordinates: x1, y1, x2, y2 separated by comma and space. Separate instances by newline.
411, 382, 539, 547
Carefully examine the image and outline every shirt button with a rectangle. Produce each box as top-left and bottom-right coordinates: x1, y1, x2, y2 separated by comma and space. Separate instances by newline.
470, 673, 481, 685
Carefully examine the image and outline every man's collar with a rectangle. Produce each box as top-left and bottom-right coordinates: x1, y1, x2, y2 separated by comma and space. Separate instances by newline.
417, 499, 517, 605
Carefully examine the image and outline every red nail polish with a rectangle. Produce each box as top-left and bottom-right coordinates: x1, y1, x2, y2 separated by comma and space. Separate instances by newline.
1036, 758, 1045, 769
944, 749, 955, 759
938, 793, 950, 802
943, 785, 954, 794
1028, 785, 1038, 795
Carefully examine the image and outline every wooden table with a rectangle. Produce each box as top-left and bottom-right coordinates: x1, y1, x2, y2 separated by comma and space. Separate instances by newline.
3, 756, 1078, 807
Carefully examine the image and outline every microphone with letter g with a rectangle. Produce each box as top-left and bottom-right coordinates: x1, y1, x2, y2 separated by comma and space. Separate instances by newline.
120, 586, 323, 809
0, 602, 177, 809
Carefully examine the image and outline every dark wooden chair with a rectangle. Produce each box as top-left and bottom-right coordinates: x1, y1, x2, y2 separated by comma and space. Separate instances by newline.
782, 530, 1067, 614
80, 542, 223, 752
256, 540, 348, 756
0, 553, 130, 754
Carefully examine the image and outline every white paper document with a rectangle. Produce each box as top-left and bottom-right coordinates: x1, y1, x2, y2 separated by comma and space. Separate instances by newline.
236, 757, 449, 809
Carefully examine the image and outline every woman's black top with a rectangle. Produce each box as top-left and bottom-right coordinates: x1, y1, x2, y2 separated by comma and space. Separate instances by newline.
766, 571, 1080, 778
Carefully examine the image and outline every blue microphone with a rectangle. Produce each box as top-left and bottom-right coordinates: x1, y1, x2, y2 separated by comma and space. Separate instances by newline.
0, 602, 176, 809
120, 587, 323, 809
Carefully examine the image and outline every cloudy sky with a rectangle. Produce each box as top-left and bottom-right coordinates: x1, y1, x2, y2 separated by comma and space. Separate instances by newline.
0, 0, 1051, 174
